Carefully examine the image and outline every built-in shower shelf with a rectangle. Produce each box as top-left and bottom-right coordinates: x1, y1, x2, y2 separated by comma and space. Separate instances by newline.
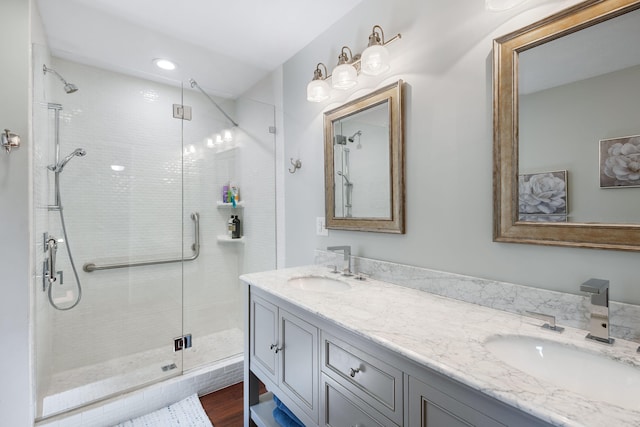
217, 235, 245, 243
216, 201, 244, 208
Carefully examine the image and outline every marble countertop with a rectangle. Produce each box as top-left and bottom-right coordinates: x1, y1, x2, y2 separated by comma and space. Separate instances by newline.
240, 265, 640, 427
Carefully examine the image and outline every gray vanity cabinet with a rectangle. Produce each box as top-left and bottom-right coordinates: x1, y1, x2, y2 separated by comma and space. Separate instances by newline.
408, 376, 505, 427
246, 286, 554, 427
249, 294, 319, 425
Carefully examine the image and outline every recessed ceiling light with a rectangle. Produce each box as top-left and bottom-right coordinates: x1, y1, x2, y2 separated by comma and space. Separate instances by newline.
153, 58, 177, 71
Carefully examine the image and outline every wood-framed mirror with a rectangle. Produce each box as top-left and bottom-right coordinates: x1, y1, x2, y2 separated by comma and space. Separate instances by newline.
493, 0, 640, 251
324, 80, 404, 233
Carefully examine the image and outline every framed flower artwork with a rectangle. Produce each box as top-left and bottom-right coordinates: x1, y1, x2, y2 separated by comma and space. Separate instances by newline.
600, 135, 640, 188
518, 170, 568, 222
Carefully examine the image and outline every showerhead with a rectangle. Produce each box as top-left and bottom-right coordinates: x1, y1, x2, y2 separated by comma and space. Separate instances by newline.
64, 83, 78, 94
48, 148, 86, 173
347, 130, 362, 142
43, 65, 79, 94
189, 78, 198, 88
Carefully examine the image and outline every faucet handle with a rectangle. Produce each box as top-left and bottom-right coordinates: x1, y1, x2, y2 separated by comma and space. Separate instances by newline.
580, 278, 609, 294
327, 264, 339, 274
580, 278, 609, 308
525, 311, 564, 333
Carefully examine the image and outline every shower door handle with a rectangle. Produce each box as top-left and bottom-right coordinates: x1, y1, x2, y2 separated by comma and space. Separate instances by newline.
46, 237, 58, 284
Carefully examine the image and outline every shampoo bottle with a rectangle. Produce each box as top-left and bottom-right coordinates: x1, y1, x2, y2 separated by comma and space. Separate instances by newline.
232, 215, 241, 239
227, 215, 235, 237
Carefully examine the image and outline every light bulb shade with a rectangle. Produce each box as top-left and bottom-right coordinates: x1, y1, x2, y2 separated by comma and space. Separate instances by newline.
332, 63, 358, 90
307, 79, 330, 102
361, 44, 390, 76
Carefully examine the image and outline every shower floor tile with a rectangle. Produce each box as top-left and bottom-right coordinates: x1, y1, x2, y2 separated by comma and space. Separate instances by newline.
41, 328, 244, 418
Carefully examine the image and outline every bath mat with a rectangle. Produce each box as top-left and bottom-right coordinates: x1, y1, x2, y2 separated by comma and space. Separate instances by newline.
114, 394, 213, 427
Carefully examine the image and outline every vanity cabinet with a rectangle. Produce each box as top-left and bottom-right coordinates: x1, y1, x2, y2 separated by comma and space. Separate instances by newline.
408, 376, 504, 427
249, 294, 319, 424
246, 286, 553, 427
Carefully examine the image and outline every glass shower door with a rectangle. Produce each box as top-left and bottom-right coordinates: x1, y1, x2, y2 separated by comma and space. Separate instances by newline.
33, 48, 186, 419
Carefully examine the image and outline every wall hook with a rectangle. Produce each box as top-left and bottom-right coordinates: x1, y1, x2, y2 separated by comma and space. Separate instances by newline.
1, 129, 21, 153
289, 158, 302, 174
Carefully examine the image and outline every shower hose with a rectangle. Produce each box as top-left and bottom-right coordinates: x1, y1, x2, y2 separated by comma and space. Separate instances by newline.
48, 183, 83, 310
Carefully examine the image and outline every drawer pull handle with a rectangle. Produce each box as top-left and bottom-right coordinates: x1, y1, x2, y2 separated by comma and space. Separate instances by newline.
270, 344, 283, 353
349, 367, 360, 377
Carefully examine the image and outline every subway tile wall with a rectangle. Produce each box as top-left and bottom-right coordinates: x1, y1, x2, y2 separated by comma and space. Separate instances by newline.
33, 54, 276, 420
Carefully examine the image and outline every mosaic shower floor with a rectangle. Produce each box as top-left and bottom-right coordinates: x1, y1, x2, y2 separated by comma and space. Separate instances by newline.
40, 328, 244, 418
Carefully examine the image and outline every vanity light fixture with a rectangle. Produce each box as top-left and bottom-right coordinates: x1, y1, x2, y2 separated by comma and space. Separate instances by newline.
153, 58, 177, 71
361, 25, 391, 75
332, 46, 359, 90
307, 63, 331, 102
306, 25, 401, 102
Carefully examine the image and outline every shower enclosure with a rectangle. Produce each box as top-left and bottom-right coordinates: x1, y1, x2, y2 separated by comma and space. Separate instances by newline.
32, 44, 276, 420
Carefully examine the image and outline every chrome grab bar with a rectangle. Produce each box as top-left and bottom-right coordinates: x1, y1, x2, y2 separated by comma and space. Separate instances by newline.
83, 212, 200, 273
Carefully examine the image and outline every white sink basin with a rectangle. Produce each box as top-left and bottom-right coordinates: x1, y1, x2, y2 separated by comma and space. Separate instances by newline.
485, 335, 640, 410
288, 276, 351, 292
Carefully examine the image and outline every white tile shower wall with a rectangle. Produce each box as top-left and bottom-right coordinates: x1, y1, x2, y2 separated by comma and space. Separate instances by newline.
39, 58, 248, 376
315, 250, 640, 342
180, 85, 249, 345
36, 356, 243, 427
236, 97, 277, 276
45, 58, 183, 374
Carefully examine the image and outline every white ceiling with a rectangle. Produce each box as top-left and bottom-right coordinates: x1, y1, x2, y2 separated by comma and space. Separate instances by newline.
37, 0, 363, 98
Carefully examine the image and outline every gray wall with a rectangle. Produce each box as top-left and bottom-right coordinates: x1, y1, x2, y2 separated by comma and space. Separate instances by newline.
520, 65, 640, 224
0, 0, 33, 424
282, 0, 640, 305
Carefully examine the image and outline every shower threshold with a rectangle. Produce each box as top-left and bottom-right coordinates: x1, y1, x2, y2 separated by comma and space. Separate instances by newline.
39, 328, 243, 419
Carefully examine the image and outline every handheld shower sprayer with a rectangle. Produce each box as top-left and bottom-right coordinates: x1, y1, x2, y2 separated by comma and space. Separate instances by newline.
337, 170, 352, 185
48, 148, 86, 173
43, 64, 78, 94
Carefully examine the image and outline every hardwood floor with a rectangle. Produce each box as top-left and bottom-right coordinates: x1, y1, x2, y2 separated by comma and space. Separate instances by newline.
200, 382, 266, 427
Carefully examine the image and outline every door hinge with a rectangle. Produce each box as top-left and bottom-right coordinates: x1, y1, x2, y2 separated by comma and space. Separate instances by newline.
268, 126, 276, 134
173, 334, 192, 352
173, 104, 192, 120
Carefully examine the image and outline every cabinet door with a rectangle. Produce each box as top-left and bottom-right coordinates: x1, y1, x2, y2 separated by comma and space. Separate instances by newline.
279, 309, 319, 423
408, 377, 505, 427
250, 295, 278, 383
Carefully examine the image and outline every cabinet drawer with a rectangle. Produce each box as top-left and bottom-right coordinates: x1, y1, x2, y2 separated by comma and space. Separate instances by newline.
408, 376, 506, 427
322, 332, 403, 425
323, 374, 397, 427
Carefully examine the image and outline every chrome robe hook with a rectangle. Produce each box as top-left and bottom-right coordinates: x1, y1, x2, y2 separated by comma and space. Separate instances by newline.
289, 158, 302, 174
1, 129, 21, 153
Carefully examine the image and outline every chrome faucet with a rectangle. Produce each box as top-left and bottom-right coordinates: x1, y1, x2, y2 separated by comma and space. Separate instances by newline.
580, 279, 614, 344
327, 246, 352, 276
